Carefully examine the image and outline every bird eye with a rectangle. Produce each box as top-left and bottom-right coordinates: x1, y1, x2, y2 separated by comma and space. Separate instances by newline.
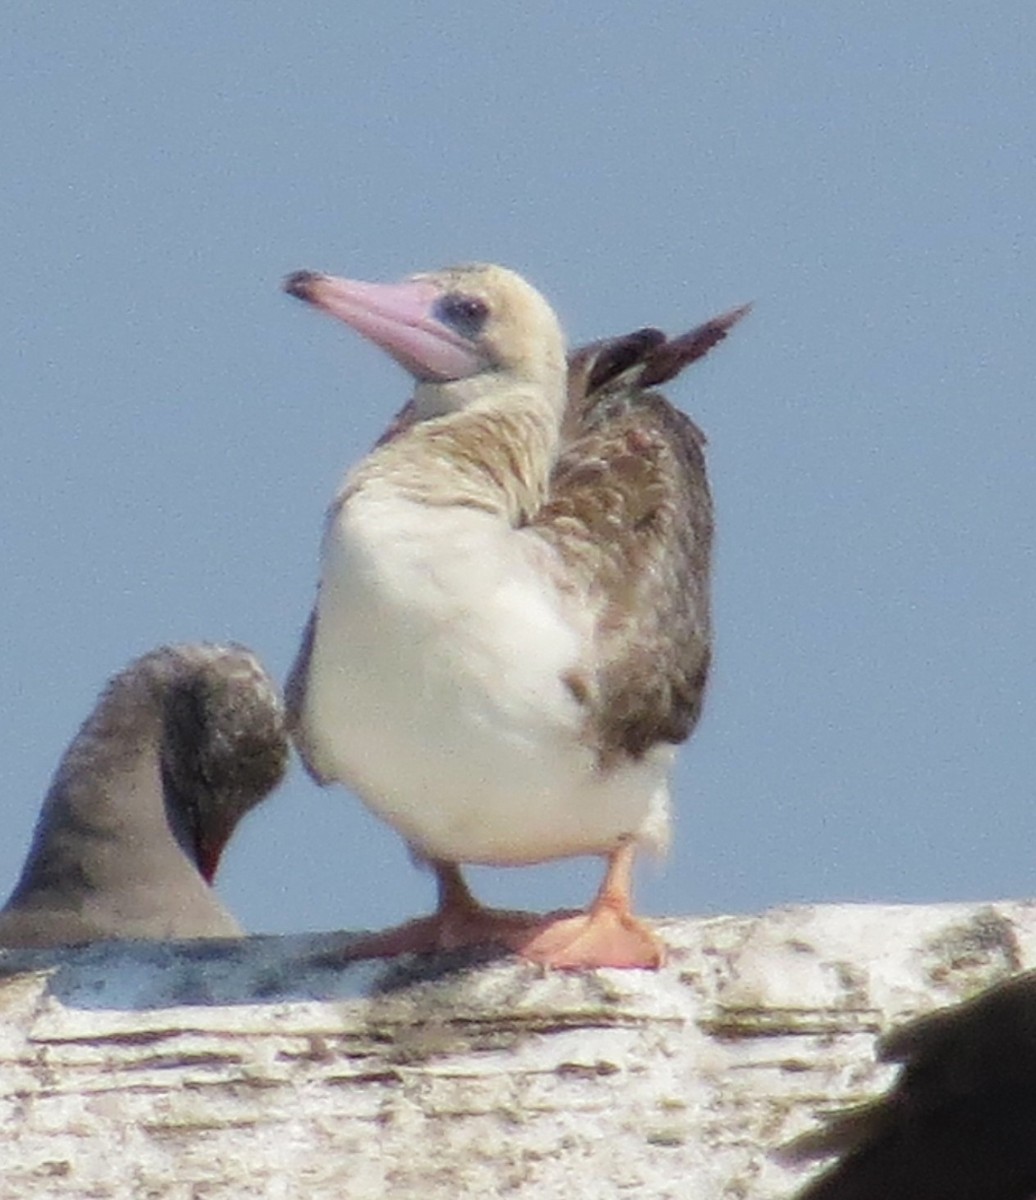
434, 293, 489, 338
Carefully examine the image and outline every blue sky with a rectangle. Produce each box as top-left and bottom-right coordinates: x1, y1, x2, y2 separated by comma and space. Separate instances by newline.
2, 3, 1033, 935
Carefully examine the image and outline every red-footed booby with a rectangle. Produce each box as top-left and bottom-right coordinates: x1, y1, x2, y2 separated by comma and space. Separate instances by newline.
0, 644, 289, 947
284, 263, 745, 969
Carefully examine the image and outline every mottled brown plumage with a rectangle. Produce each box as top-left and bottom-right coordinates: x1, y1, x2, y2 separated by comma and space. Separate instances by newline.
538, 309, 746, 765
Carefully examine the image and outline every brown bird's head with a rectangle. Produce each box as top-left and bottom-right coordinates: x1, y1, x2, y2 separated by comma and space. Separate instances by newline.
283, 263, 567, 420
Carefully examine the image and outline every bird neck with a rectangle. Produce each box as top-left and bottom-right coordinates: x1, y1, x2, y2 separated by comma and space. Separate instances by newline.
8, 725, 178, 906
16, 676, 207, 891
346, 386, 562, 524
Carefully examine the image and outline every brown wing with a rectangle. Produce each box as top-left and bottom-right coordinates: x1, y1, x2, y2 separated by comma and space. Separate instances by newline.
532, 307, 747, 765
284, 605, 333, 784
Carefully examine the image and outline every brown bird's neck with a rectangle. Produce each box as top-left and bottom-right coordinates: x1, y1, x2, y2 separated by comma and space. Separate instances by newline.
346, 392, 562, 525
5, 700, 182, 907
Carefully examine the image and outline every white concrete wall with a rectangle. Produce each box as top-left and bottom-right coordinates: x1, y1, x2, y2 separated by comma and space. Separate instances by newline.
3, 900, 1033, 1199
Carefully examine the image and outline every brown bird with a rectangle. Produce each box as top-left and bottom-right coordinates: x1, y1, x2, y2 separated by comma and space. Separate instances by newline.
284, 263, 745, 968
789, 971, 1036, 1200
0, 644, 289, 947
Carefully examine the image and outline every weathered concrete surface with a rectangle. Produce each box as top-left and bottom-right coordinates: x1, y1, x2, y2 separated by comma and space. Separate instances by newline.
2, 899, 1035, 1199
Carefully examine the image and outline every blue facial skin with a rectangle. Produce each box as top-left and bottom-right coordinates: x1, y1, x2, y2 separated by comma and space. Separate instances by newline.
433, 293, 489, 340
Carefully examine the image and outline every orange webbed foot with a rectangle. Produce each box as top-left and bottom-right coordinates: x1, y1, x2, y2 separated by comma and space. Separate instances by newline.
330, 846, 664, 971
333, 903, 577, 962
512, 905, 664, 970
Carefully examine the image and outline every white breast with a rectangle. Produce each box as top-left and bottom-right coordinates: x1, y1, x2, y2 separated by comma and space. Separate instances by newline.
300, 485, 670, 865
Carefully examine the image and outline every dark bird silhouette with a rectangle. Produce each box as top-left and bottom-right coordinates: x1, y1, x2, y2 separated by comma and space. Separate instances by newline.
789, 971, 1036, 1200
284, 262, 745, 968
0, 643, 289, 947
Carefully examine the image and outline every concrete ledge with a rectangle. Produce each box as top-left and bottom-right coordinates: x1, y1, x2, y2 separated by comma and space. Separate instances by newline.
3, 899, 1035, 1198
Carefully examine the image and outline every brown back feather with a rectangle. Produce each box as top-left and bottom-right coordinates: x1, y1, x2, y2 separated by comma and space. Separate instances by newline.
533, 308, 747, 764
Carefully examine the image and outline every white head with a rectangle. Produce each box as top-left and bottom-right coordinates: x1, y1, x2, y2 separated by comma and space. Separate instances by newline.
284, 262, 568, 421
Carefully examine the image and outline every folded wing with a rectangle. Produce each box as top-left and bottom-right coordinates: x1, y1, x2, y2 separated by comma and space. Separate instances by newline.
532, 307, 747, 766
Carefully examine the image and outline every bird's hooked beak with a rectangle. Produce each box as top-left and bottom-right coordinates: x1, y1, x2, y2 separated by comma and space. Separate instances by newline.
283, 270, 486, 382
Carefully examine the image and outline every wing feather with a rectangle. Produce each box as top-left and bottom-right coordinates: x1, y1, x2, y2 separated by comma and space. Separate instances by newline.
284, 606, 332, 784
532, 308, 746, 764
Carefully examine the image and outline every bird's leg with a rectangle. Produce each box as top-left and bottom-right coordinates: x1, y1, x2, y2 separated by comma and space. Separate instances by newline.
332, 849, 662, 969
333, 860, 559, 961
428, 862, 561, 947
510, 840, 665, 969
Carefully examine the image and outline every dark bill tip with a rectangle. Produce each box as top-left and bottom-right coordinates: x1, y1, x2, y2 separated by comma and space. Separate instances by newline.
282, 270, 324, 301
